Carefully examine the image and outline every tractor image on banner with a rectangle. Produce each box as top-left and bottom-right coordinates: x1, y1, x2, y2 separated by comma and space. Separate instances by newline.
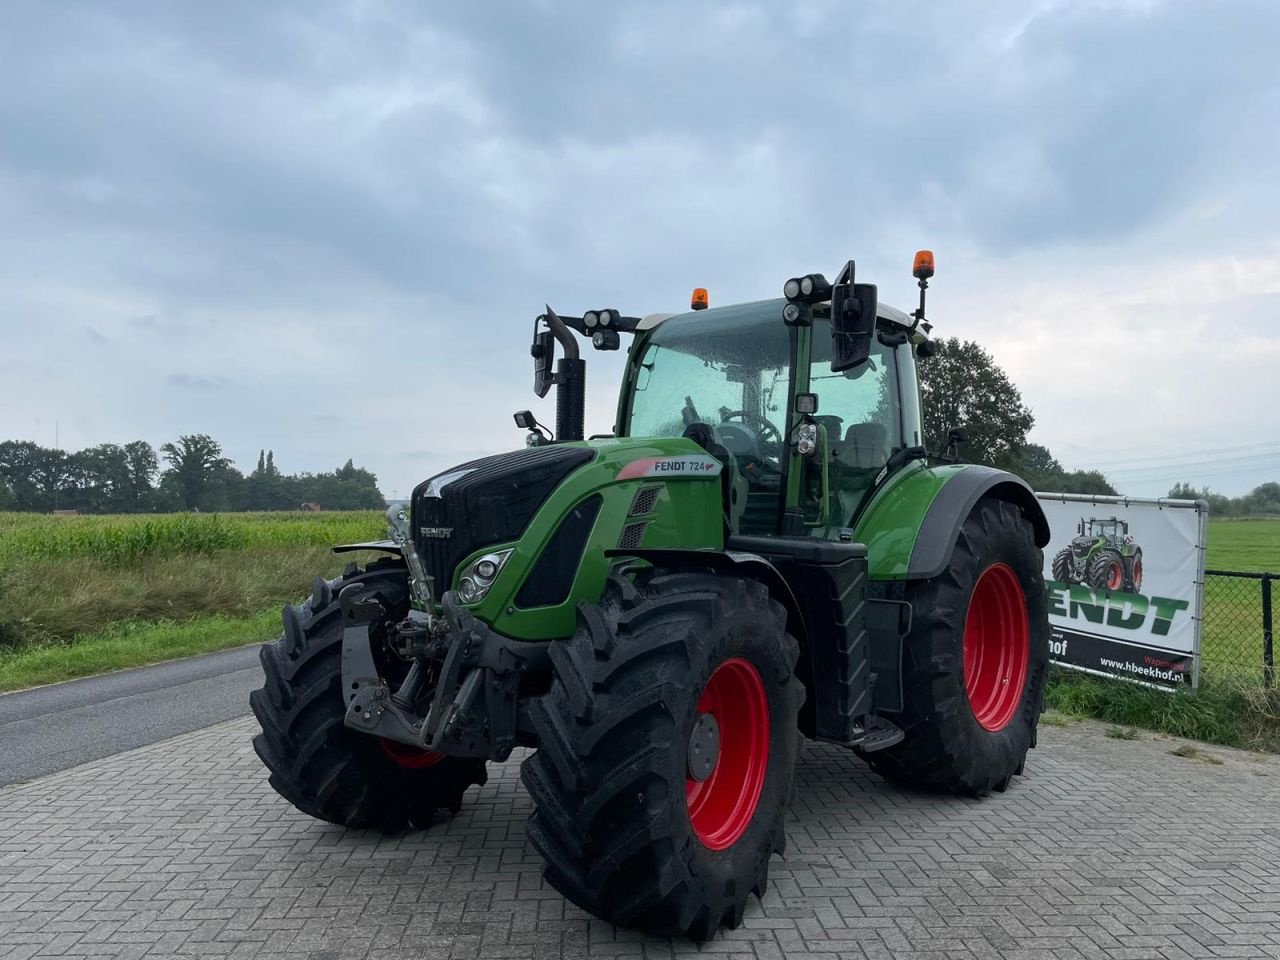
1037, 494, 1206, 689
1051, 516, 1143, 593
249, 254, 1053, 940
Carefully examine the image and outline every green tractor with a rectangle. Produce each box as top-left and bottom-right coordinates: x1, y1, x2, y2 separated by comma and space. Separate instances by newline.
1051, 516, 1143, 593
251, 253, 1051, 940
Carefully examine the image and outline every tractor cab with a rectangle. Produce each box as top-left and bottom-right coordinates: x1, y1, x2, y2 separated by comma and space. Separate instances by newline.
618, 297, 923, 537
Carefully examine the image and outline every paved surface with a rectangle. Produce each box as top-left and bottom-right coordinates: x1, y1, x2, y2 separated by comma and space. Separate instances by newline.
2, 718, 1278, 960
0, 645, 258, 785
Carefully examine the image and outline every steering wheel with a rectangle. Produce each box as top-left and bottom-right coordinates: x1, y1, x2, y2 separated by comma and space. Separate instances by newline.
720, 410, 783, 446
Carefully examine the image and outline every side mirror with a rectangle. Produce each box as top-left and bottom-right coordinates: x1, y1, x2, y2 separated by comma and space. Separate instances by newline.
830, 273, 878, 373
532, 330, 554, 398
944, 426, 968, 460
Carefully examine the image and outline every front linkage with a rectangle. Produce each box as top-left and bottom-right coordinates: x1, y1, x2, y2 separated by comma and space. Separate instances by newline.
337, 559, 547, 764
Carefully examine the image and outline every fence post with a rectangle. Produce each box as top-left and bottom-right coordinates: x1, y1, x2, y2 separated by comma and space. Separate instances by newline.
1263, 574, 1274, 689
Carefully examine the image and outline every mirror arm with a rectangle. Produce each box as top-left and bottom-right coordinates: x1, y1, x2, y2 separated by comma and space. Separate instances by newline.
544, 304, 579, 361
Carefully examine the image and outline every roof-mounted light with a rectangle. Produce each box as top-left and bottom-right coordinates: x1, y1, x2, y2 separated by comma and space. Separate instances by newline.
913, 250, 935, 280
691, 288, 709, 310
784, 273, 832, 304
583, 310, 599, 328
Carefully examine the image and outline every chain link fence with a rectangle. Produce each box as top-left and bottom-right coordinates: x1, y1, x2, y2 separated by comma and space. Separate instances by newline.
1202, 570, 1275, 686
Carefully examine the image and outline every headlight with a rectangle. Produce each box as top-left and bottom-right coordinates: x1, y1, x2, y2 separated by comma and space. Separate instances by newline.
456, 549, 513, 603
583, 311, 599, 328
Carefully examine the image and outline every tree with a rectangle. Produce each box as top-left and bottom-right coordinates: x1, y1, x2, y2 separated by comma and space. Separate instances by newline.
123, 441, 159, 511
0, 440, 44, 510
160, 434, 233, 510
918, 338, 1035, 466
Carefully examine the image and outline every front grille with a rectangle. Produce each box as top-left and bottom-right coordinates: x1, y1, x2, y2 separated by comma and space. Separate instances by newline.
411, 445, 595, 595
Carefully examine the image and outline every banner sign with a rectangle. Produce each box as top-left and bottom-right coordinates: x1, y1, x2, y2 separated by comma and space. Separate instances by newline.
1036, 494, 1207, 689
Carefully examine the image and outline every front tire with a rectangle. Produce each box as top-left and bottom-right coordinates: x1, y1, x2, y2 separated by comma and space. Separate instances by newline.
1089, 551, 1125, 591
521, 572, 804, 941
863, 498, 1049, 795
250, 562, 486, 831
1050, 547, 1072, 584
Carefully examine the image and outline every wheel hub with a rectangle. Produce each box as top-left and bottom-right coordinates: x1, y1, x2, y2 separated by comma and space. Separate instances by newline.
687, 712, 721, 782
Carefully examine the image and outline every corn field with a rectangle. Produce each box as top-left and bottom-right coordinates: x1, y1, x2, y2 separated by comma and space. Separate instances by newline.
0, 511, 386, 569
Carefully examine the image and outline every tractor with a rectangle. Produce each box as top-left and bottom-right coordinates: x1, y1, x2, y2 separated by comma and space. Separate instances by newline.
1050, 516, 1143, 593
250, 253, 1051, 940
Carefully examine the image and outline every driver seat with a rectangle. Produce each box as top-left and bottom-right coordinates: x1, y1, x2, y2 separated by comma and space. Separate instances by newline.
682, 422, 748, 533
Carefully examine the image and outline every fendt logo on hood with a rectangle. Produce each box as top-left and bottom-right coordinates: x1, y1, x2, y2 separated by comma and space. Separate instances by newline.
1046, 581, 1190, 637
419, 527, 454, 539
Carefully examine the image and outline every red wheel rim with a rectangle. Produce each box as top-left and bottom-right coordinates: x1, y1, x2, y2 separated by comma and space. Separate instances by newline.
379, 738, 444, 769
963, 563, 1030, 733
1132, 557, 1143, 591
685, 657, 770, 850
1106, 560, 1123, 591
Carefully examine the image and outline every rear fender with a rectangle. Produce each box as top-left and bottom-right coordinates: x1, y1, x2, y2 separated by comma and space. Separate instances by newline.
855, 463, 1050, 580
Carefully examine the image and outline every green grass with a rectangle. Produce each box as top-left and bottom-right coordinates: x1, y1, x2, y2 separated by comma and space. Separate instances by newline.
1045, 668, 1280, 753
0, 545, 350, 649
0, 609, 280, 692
0, 510, 384, 690
1205, 517, 1280, 571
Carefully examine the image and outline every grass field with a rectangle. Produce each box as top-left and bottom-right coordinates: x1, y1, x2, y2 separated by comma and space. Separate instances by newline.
0, 510, 385, 691
1204, 516, 1280, 570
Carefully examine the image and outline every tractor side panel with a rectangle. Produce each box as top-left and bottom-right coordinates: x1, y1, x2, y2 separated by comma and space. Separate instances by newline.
467, 438, 725, 641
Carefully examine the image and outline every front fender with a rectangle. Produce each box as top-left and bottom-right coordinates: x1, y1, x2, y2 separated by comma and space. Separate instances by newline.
854, 462, 1050, 581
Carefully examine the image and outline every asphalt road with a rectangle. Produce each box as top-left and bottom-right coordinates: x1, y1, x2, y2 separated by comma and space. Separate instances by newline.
0, 644, 261, 785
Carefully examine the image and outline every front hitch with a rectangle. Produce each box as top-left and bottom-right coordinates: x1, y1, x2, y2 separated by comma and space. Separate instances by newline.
337, 581, 549, 762
422, 594, 549, 761
338, 583, 425, 749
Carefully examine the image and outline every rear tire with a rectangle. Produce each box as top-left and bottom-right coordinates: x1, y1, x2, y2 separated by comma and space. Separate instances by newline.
863, 498, 1049, 795
250, 562, 486, 831
1125, 549, 1144, 593
521, 572, 804, 941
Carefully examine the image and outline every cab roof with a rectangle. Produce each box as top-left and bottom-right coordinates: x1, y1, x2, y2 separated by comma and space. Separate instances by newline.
637, 298, 918, 335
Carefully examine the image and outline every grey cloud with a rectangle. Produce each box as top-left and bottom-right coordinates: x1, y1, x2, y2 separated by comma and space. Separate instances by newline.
167, 373, 232, 390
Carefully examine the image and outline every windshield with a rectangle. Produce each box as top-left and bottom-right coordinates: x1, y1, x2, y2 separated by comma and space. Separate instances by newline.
626, 300, 791, 533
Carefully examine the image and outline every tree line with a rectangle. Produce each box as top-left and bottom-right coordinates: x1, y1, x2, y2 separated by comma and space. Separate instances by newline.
1167, 481, 1280, 517
0, 434, 385, 513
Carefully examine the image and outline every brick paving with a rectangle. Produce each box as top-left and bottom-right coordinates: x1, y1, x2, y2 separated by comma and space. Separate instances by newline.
2, 716, 1278, 959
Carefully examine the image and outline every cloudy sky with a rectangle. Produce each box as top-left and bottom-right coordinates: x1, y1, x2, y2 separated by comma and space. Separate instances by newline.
2, 0, 1278, 499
